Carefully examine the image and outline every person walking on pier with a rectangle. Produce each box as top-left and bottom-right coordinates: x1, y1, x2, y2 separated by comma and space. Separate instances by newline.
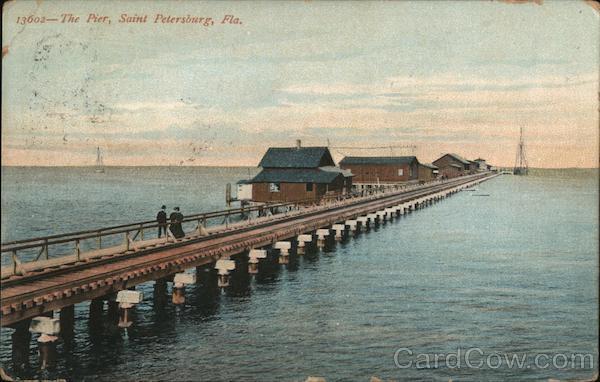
156, 205, 167, 238
169, 207, 185, 239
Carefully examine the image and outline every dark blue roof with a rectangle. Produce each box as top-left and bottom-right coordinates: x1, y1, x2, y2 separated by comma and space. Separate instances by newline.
339, 156, 418, 166
258, 147, 334, 168
250, 168, 343, 184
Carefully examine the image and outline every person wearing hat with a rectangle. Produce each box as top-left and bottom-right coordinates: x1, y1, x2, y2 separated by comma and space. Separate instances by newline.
169, 206, 185, 239
156, 205, 168, 238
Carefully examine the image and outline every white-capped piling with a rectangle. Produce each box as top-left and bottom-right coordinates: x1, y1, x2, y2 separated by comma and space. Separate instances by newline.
345, 220, 358, 232
274, 241, 291, 264
386, 207, 397, 219
367, 213, 378, 226
30, 316, 60, 370
296, 234, 312, 254
215, 259, 236, 287
172, 272, 196, 305
116, 290, 143, 328
248, 249, 267, 274
315, 229, 330, 248
356, 216, 368, 231
331, 224, 345, 241
397, 204, 405, 215
215, 259, 235, 288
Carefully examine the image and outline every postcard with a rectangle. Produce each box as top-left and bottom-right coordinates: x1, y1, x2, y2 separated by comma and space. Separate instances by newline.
1, 1, 598, 381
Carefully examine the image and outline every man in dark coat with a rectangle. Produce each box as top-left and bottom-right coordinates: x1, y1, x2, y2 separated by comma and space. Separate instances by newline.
169, 207, 185, 239
156, 205, 167, 237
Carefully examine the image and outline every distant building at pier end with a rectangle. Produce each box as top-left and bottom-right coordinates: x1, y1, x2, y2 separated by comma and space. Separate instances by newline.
473, 158, 487, 171
466, 160, 480, 174
248, 141, 353, 203
433, 153, 471, 178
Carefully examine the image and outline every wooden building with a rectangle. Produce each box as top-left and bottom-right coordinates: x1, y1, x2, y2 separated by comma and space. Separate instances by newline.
250, 144, 352, 203
467, 160, 479, 174
339, 156, 420, 189
432, 153, 471, 178
418, 163, 438, 182
474, 158, 487, 171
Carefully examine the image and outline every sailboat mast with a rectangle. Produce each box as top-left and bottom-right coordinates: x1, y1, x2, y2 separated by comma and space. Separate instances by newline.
513, 126, 529, 175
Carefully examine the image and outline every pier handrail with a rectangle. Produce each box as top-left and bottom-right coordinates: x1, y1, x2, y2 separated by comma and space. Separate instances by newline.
0, 173, 492, 273
0, 181, 422, 253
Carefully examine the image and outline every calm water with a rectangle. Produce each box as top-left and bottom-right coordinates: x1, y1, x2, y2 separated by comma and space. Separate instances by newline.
0, 167, 598, 381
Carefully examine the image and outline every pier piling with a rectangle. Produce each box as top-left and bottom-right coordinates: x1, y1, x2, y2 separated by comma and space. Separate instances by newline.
116, 290, 143, 328
296, 234, 312, 255
315, 229, 330, 248
172, 273, 196, 305
59, 305, 74, 341
356, 216, 368, 231
153, 278, 168, 307
29, 316, 60, 370
331, 224, 345, 241
215, 259, 236, 287
274, 241, 291, 264
248, 249, 267, 274
11, 318, 31, 372
89, 298, 104, 331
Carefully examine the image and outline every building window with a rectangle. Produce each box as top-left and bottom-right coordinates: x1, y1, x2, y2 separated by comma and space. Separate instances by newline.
409, 167, 413, 177
398, 168, 404, 176
269, 183, 280, 192
306, 182, 313, 192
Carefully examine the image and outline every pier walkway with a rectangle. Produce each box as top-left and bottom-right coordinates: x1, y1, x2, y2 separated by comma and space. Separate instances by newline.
0, 172, 499, 370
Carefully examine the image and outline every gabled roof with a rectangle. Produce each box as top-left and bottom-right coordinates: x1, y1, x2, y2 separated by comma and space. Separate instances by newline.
433, 153, 470, 165
448, 153, 471, 165
250, 168, 343, 184
474, 158, 486, 162
339, 156, 418, 166
258, 147, 334, 168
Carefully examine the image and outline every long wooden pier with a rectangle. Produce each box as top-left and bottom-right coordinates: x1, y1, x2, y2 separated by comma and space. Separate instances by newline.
0, 172, 499, 372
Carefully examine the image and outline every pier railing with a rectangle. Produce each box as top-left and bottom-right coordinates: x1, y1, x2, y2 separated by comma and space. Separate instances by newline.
0, 176, 464, 276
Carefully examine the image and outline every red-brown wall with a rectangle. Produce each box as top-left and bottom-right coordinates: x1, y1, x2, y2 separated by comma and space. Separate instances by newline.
340, 163, 417, 183
251, 176, 348, 203
438, 165, 462, 178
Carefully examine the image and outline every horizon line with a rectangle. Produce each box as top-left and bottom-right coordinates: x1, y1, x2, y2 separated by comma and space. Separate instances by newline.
1, 165, 599, 170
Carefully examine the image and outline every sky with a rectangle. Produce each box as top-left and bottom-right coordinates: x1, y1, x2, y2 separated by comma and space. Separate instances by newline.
2, 0, 599, 168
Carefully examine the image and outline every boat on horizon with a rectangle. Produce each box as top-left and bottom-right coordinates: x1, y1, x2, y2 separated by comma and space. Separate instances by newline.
95, 147, 105, 173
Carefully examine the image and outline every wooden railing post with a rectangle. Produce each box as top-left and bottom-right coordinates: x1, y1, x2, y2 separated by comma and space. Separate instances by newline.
125, 231, 130, 251
97, 231, 102, 249
75, 239, 81, 261
12, 250, 17, 275
43, 239, 49, 260
140, 224, 144, 241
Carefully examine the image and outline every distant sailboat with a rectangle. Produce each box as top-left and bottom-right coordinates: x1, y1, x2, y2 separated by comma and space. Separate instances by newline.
513, 126, 528, 176
95, 147, 105, 173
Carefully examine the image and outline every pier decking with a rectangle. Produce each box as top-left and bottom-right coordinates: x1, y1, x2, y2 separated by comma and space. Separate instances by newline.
1, 172, 499, 370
